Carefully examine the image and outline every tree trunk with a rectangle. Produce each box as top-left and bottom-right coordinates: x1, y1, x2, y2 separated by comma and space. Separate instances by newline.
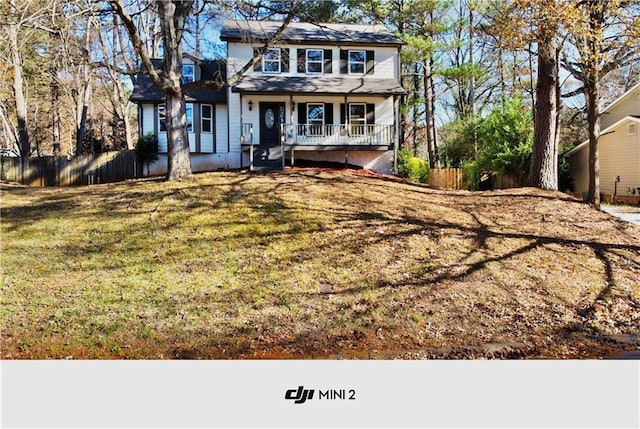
585, 81, 600, 208
76, 79, 91, 155
423, 59, 435, 166
51, 68, 61, 156
529, 34, 558, 190
8, 23, 30, 157
165, 88, 191, 180
160, 0, 193, 180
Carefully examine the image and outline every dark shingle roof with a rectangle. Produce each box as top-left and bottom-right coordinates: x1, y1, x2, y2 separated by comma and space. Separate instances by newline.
220, 20, 405, 47
130, 59, 227, 103
231, 75, 405, 96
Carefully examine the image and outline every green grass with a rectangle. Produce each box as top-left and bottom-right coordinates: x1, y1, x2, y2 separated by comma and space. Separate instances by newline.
1, 170, 639, 359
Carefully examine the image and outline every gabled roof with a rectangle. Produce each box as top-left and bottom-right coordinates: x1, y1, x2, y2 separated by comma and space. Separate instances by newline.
129, 59, 227, 103
231, 75, 405, 96
220, 20, 406, 47
564, 116, 640, 157
601, 81, 640, 115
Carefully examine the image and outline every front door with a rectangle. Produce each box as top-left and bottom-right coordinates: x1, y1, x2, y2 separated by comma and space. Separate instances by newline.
255, 102, 285, 169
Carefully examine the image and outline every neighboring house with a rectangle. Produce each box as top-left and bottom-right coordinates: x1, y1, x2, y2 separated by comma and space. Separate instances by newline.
565, 82, 640, 204
130, 21, 406, 174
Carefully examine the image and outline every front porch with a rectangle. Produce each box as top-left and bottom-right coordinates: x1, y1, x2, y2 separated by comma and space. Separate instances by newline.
240, 123, 394, 170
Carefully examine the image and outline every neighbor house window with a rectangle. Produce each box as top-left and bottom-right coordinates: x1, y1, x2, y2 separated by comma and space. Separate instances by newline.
306, 49, 323, 74
349, 103, 366, 135
307, 103, 324, 135
158, 104, 166, 132
629, 123, 637, 135
182, 64, 195, 84
263, 48, 281, 73
201, 104, 213, 133
349, 50, 366, 74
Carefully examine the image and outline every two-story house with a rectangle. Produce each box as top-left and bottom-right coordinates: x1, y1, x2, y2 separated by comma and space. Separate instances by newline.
131, 20, 405, 174
221, 20, 406, 171
565, 82, 640, 204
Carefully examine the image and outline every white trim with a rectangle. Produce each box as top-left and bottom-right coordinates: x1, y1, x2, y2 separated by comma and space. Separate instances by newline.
262, 48, 281, 74
306, 49, 324, 74
348, 50, 366, 75
564, 116, 640, 157
201, 104, 213, 134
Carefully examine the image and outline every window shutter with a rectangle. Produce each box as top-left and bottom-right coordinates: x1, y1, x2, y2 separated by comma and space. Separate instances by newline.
366, 104, 375, 125
298, 103, 307, 136
340, 104, 346, 124
325, 103, 334, 125
297, 49, 306, 73
340, 50, 348, 74
324, 49, 333, 74
366, 50, 375, 74
281, 48, 290, 72
253, 48, 261, 72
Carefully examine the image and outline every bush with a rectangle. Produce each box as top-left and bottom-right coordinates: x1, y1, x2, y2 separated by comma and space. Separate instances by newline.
461, 160, 481, 191
136, 133, 159, 166
397, 148, 429, 183
476, 95, 533, 182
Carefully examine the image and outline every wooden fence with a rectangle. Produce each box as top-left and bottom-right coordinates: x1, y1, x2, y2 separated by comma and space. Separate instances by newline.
0, 151, 141, 187
427, 168, 464, 189
427, 168, 522, 191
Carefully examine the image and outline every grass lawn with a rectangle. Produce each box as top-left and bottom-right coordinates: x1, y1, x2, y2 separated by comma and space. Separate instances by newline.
1, 169, 639, 359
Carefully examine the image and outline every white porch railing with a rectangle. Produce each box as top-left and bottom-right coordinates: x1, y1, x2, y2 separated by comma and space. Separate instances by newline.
282, 124, 393, 146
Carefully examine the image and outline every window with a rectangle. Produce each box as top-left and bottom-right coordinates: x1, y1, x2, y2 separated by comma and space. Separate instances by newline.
158, 104, 166, 132
182, 64, 195, 84
629, 123, 637, 135
160, 104, 193, 132
307, 104, 324, 135
349, 104, 366, 135
263, 48, 281, 73
185, 104, 193, 132
306, 49, 323, 74
201, 104, 213, 133
349, 50, 366, 74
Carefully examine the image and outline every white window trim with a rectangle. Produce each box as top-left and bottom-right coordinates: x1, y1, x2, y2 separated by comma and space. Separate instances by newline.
201, 104, 213, 134
307, 103, 325, 136
158, 104, 193, 133
348, 50, 366, 75
185, 103, 194, 133
349, 103, 367, 135
306, 49, 324, 74
182, 64, 195, 84
158, 104, 166, 133
263, 48, 281, 74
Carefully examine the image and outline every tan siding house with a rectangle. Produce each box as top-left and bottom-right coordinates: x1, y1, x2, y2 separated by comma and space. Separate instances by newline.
565, 83, 640, 204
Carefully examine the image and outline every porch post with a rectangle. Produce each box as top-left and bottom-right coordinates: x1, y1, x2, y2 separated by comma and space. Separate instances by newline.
393, 95, 399, 174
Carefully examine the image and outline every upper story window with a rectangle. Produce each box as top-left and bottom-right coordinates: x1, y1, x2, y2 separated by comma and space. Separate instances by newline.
182, 64, 195, 84
297, 49, 332, 74
263, 48, 281, 73
306, 49, 323, 74
340, 50, 374, 75
349, 50, 366, 74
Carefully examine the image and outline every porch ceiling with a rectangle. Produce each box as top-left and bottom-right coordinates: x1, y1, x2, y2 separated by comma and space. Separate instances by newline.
231, 75, 405, 96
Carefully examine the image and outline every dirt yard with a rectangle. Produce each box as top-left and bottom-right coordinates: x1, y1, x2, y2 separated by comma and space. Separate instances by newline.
1, 169, 639, 359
